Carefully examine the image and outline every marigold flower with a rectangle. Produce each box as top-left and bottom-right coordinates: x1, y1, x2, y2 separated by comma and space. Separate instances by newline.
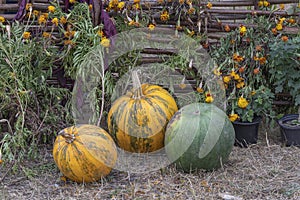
255, 45, 262, 51
64, 30, 76, 38
205, 93, 214, 103
42, 32, 51, 38
279, 4, 285, 10
251, 91, 256, 95
69, 0, 76, 4
0, 159, 3, 165
52, 18, 59, 26
213, 68, 222, 76
281, 36, 288, 42
0, 16, 5, 23
259, 57, 267, 65
157, 0, 164, 4
287, 18, 295, 24
160, 10, 169, 21
23, 31, 31, 39
276, 23, 283, 31
206, 2, 212, 9
43, 13, 49, 19
238, 97, 249, 109
187, 7, 195, 15
236, 81, 245, 89
253, 68, 260, 74
64, 40, 75, 45
26, 3, 32, 11
89, 4, 93, 10
60, 16, 67, 24
233, 53, 244, 62
263, 0, 270, 7
48, 5, 55, 13
228, 114, 239, 122
224, 25, 230, 32
33, 10, 39, 16
279, 17, 286, 24
271, 28, 277, 35
148, 23, 156, 31
239, 25, 247, 36
134, 0, 140, 3
196, 87, 204, 93
179, 0, 185, 4
258, 1, 263, 7
101, 37, 110, 47
117, 2, 125, 9
239, 66, 246, 73
38, 15, 46, 24
223, 75, 231, 84
132, 3, 140, 10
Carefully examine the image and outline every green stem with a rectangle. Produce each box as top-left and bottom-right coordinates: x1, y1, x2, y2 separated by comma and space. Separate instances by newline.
131, 70, 143, 99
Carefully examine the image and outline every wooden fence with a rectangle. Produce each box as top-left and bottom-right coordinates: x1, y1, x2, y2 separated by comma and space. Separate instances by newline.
1, 0, 299, 105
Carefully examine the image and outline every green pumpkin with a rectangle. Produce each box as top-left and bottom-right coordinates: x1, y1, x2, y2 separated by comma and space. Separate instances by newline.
164, 103, 235, 172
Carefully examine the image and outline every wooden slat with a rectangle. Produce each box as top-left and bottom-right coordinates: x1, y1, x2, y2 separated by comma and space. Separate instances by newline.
0, 4, 19, 10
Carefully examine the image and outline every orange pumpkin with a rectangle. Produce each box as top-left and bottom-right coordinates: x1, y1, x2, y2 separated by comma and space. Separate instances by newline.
53, 124, 117, 183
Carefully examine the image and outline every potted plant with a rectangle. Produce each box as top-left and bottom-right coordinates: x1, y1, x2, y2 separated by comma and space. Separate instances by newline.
210, 15, 276, 147
269, 35, 300, 147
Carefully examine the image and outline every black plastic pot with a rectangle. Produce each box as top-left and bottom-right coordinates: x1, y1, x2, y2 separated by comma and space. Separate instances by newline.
232, 117, 261, 148
278, 114, 300, 147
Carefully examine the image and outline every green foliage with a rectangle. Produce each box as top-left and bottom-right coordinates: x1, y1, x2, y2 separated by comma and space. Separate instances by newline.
269, 36, 300, 106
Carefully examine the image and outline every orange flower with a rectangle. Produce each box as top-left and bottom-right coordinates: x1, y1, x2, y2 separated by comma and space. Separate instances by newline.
160, 10, 169, 21
23, 31, 31, 39
187, 7, 195, 15
206, 2, 212, 9
233, 53, 244, 62
26, 3, 32, 11
271, 28, 277, 35
255, 45, 262, 51
253, 68, 260, 74
239, 66, 246, 73
196, 87, 204, 93
281, 36, 288, 42
60, 16, 67, 24
259, 57, 267, 65
0, 16, 5, 23
224, 25, 230, 32
279, 4, 285, 10
42, 32, 51, 38
287, 18, 295, 24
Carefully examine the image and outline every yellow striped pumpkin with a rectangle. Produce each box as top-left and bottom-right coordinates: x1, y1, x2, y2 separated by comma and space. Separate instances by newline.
53, 124, 117, 183
107, 82, 178, 153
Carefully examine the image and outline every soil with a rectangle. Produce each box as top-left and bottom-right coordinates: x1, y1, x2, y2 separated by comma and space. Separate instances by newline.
0, 125, 299, 200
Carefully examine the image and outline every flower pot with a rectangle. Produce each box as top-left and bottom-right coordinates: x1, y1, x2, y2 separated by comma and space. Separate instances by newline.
278, 114, 300, 147
232, 117, 261, 148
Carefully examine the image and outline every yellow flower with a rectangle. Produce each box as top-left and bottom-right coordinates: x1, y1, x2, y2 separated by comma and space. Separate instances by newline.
238, 97, 249, 109
148, 23, 156, 31
233, 53, 244, 62
48, 5, 55, 13
33, 10, 39, 16
259, 57, 267, 65
223, 76, 231, 84
117, 2, 125, 9
42, 32, 51, 38
206, 2, 212, 9
228, 114, 239, 122
179, 0, 185, 4
133, 0, 140, 3
42, 13, 49, 19
64, 40, 75, 45
196, 87, 204, 93
263, 1, 270, 7
276, 23, 283, 31
239, 25, 247, 36
251, 91, 256, 96
258, 1, 263, 7
205, 93, 214, 103
97, 30, 104, 37
279, 17, 286, 24
26, 3, 32, 11
160, 10, 169, 21
236, 81, 245, 89
23, 31, 31, 39
38, 15, 46, 24
179, 83, 186, 89
89, 4, 93, 10
60, 16, 67, 24
213, 68, 222, 76
52, 18, 59, 26
187, 7, 195, 15
279, 4, 285, 10
0, 16, 5, 23
101, 37, 110, 47
69, 0, 76, 4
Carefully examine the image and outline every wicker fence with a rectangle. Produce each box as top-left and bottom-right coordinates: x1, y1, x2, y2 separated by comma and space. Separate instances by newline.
1, 0, 299, 105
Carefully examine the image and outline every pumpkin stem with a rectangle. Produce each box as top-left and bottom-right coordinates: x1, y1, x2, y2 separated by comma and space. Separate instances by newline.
59, 130, 76, 144
132, 70, 143, 99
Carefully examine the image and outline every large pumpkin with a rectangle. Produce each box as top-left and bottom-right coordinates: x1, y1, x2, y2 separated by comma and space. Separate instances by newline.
53, 124, 117, 183
108, 71, 178, 153
164, 103, 235, 172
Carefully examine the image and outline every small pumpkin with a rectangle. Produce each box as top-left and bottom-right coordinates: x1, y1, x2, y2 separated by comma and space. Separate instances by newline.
165, 103, 235, 172
53, 124, 117, 183
108, 71, 178, 153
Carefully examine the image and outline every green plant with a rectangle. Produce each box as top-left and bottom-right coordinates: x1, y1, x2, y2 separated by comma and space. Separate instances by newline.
0, 16, 72, 162
210, 15, 277, 122
269, 36, 300, 106
164, 103, 235, 172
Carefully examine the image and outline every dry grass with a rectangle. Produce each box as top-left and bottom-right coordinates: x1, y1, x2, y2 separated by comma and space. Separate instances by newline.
1, 127, 299, 200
